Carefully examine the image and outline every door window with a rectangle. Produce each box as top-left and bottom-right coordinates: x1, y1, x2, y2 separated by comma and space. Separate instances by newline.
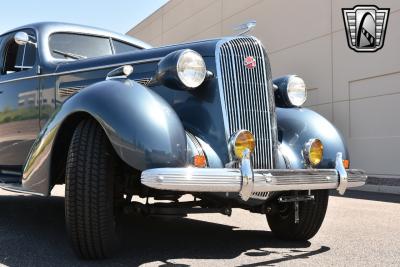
112, 39, 140, 54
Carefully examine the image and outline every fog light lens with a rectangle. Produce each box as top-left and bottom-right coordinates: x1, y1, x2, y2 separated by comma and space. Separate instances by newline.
303, 139, 323, 166
230, 130, 256, 159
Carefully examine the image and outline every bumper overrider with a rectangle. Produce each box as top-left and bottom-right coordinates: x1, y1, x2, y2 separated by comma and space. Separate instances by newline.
141, 152, 367, 201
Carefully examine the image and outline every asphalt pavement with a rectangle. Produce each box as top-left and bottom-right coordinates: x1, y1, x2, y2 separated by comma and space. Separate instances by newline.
0, 186, 399, 266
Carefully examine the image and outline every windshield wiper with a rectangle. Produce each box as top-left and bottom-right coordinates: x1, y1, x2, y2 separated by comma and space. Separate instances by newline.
52, 49, 87, 60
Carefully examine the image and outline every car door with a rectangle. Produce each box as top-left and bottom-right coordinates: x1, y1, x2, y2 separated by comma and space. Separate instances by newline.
0, 29, 40, 173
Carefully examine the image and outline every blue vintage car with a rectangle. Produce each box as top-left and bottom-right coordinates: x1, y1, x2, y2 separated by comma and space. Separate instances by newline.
0, 22, 366, 259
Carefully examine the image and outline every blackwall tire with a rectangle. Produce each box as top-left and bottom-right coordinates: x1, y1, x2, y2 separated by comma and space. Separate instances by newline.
65, 118, 120, 259
266, 190, 329, 241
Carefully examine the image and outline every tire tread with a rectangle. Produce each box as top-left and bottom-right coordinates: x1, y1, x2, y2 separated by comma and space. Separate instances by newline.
266, 190, 329, 241
65, 118, 118, 259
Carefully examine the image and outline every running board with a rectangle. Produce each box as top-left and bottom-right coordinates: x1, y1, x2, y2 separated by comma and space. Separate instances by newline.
0, 173, 22, 184
0, 182, 45, 196
0, 173, 46, 196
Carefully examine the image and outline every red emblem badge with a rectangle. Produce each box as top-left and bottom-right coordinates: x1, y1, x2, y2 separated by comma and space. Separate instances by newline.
244, 56, 256, 69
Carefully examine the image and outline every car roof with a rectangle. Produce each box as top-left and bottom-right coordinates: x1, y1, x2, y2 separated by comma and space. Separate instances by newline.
0, 21, 152, 49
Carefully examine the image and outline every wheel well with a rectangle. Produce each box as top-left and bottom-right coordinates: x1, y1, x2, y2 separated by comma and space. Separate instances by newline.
50, 112, 141, 193
50, 112, 92, 187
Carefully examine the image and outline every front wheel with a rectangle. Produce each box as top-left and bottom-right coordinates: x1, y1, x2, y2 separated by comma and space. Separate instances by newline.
266, 190, 329, 241
65, 118, 121, 259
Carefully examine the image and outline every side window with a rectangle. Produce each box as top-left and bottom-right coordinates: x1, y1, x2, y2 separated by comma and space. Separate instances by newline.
112, 39, 140, 54
2, 31, 36, 75
49, 33, 112, 60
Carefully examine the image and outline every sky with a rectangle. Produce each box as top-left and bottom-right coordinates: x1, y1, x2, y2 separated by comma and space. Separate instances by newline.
0, 0, 168, 35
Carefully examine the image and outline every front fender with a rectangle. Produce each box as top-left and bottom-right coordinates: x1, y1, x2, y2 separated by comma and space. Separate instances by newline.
277, 107, 348, 169
23, 80, 187, 195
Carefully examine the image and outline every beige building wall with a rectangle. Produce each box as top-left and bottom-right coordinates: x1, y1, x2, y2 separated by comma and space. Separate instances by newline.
128, 0, 400, 186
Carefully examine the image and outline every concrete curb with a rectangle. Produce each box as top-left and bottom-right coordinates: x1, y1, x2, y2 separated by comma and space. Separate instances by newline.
350, 176, 400, 195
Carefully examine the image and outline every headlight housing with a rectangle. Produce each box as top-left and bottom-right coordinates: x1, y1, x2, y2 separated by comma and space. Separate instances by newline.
155, 49, 207, 90
272, 75, 307, 107
303, 139, 324, 167
177, 50, 206, 88
229, 130, 256, 159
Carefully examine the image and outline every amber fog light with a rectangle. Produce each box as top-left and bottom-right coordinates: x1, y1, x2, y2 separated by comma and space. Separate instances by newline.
229, 130, 256, 159
303, 139, 324, 167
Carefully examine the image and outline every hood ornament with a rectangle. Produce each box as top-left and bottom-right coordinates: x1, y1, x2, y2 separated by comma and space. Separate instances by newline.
234, 20, 256, 36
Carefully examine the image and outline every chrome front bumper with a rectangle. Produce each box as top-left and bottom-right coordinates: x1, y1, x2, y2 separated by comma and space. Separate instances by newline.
141, 152, 367, 201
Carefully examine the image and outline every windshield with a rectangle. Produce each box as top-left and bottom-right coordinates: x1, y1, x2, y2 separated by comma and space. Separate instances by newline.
48, 33, 142, 60
49, 33, 112, 60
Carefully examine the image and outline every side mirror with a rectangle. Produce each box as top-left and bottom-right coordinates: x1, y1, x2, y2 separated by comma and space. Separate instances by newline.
14, 32, 36, 47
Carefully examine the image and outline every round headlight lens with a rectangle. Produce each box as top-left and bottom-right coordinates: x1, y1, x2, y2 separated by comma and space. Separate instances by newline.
287, 76, 307, 107
177, 50, 206, 89
230, 130, 256, 159
304, 139, 324, 167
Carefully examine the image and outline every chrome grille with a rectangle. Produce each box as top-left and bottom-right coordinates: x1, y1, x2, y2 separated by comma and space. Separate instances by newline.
217, 37, 275, 169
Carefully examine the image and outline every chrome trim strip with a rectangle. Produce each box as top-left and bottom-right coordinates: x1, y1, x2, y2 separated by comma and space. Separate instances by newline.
134, 78, 152, 86
0, 57, 162, 85
255, 37, 274, 168
215, 39, 233, 148
58, 85, 85, 97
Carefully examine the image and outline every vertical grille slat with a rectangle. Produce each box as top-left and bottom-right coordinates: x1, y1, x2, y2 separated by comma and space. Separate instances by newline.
217, 37, 275, 169
252, 40, 269, 167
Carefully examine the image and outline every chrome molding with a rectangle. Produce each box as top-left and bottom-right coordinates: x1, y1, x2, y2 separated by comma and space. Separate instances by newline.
0, 57, 162, 85
215, 39, 232, 141
58, 85, 85, 97
58, 78, 151, 98
278, 144, 292, 169
186, 132, 205, 157
134, 78, 152, 86
215, 37, 275, 169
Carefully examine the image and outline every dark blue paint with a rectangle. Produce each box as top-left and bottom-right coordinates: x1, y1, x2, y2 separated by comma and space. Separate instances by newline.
0, 22, 350, 199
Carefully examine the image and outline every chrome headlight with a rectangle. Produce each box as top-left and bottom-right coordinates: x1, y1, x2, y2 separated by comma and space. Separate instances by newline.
272, 75, 307, 107
177, 50, 206, 88
155, 49, 207, 90
287, 76, 307, 107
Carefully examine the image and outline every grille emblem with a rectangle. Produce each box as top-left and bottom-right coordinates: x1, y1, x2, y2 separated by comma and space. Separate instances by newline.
244, 56, 256, 69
